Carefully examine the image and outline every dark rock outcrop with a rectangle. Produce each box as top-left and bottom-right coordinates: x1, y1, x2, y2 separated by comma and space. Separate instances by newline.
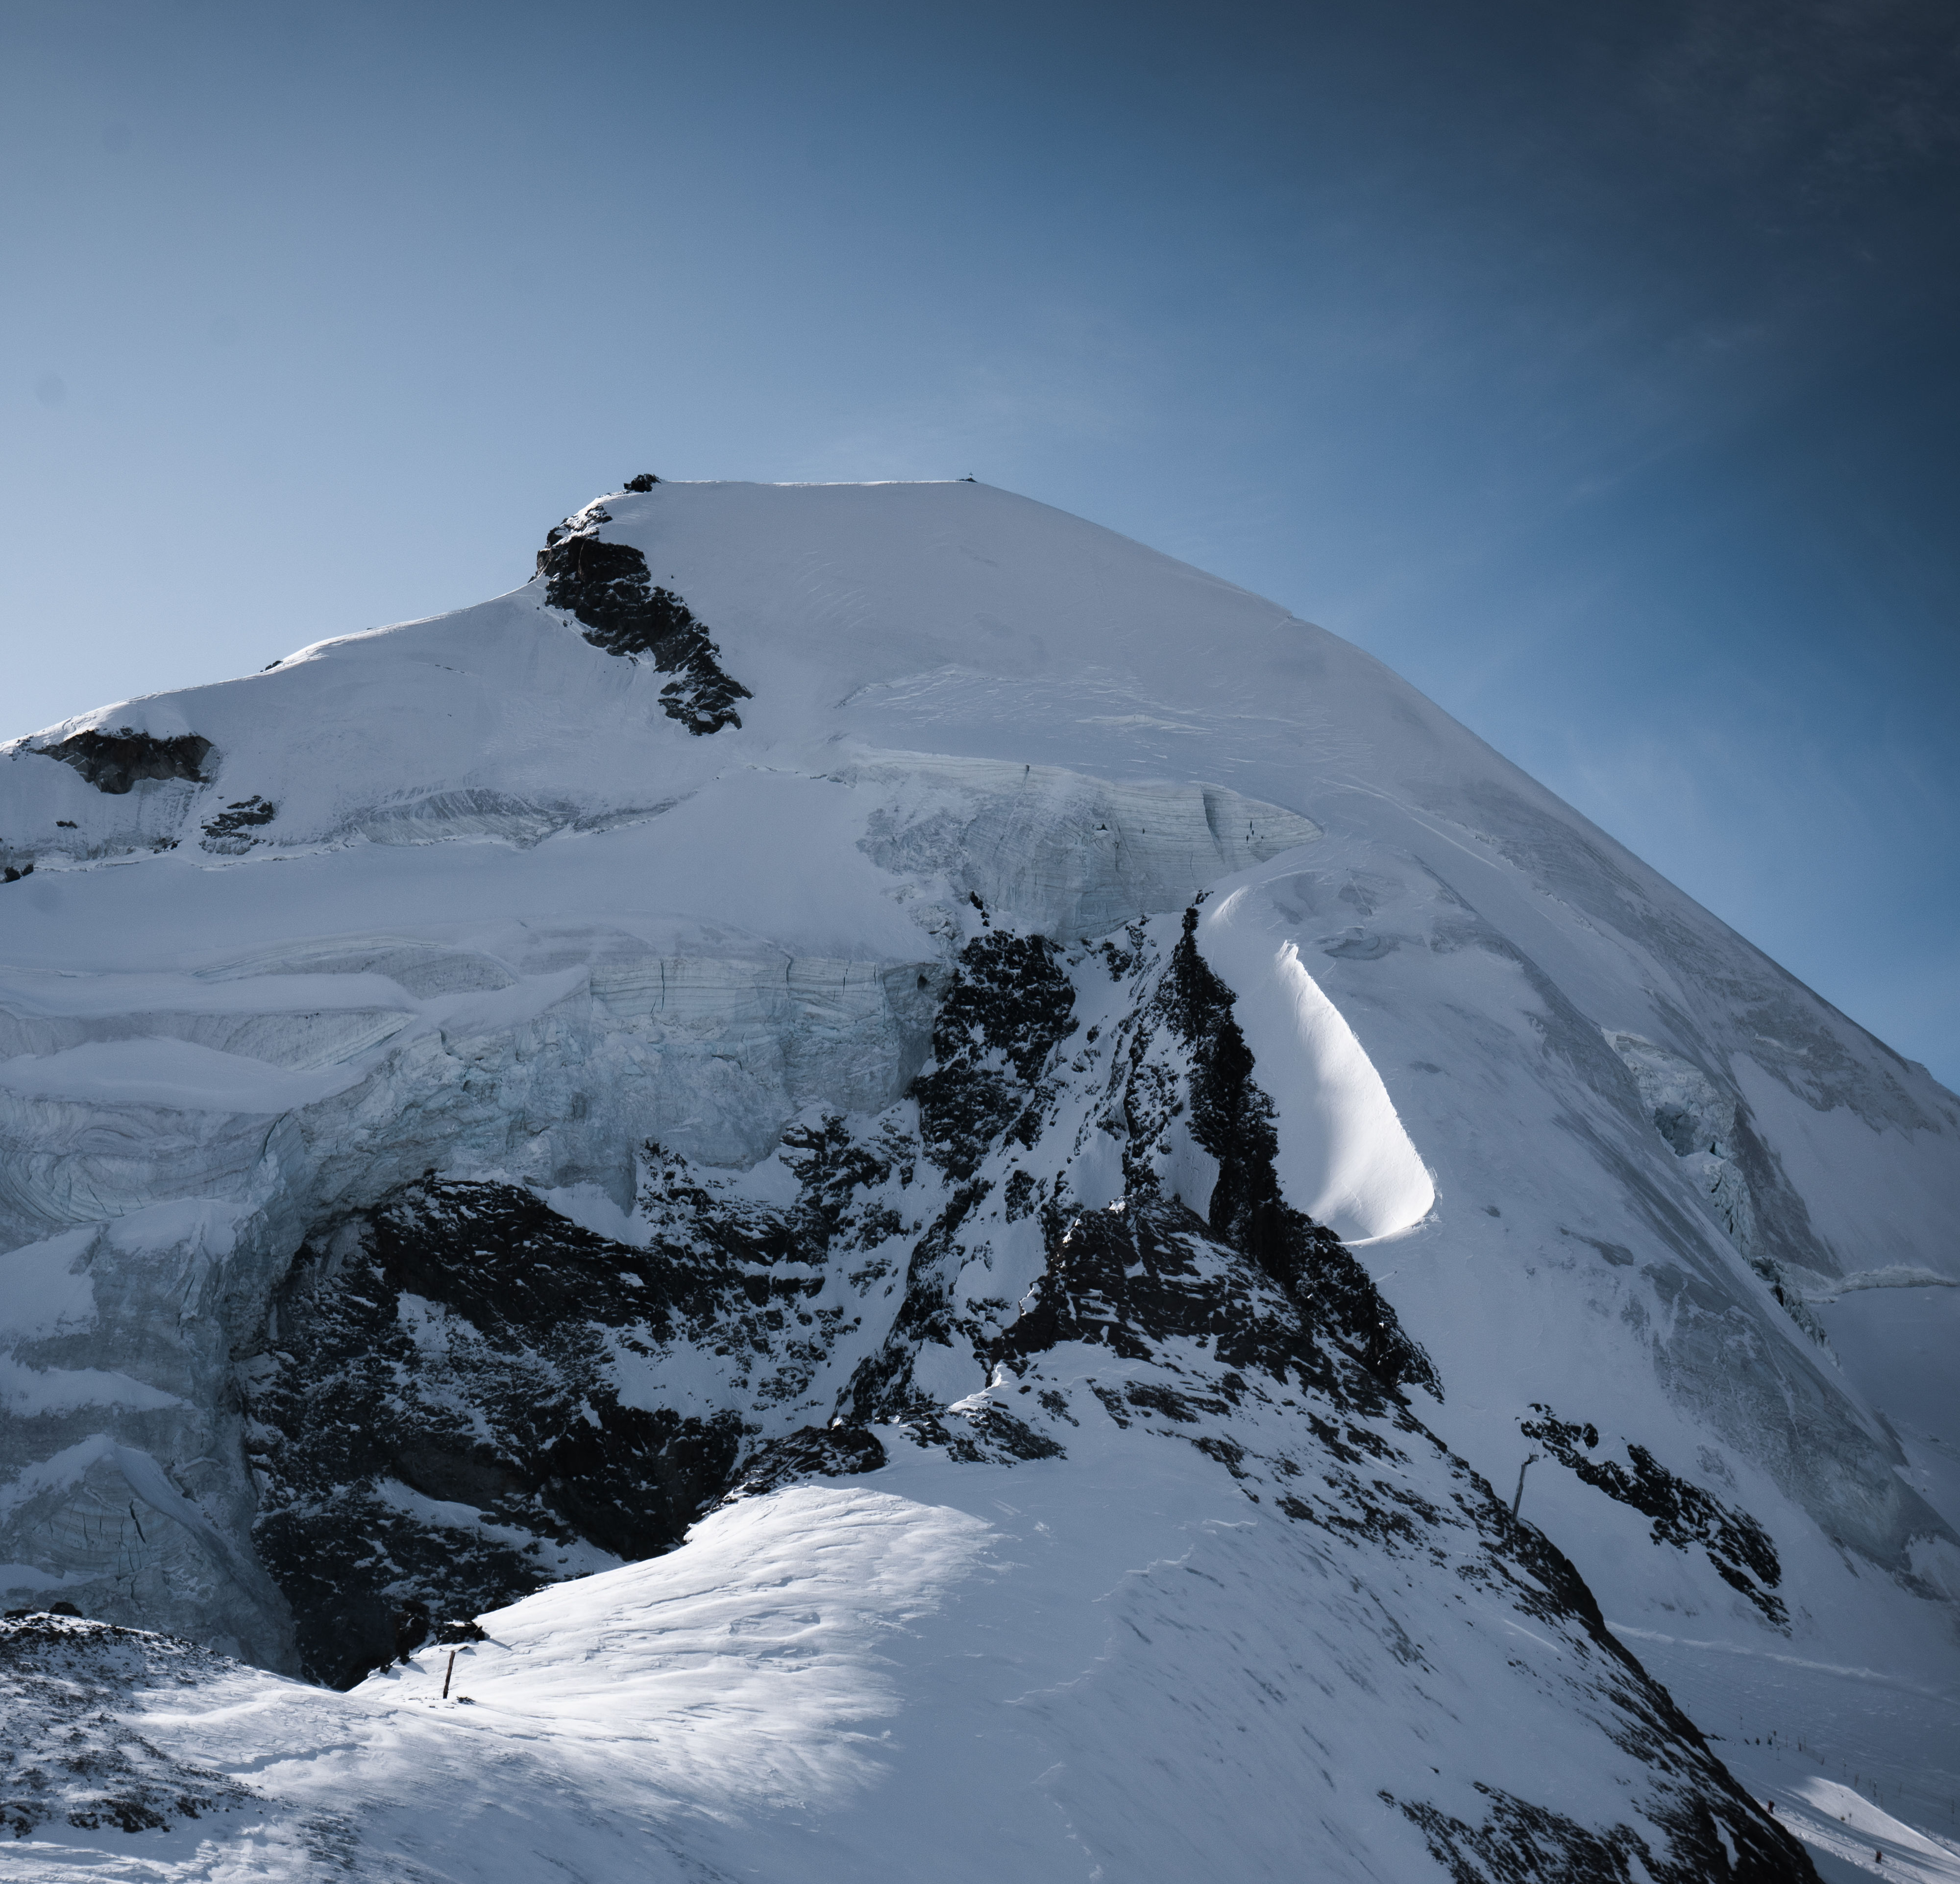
536, 516, 750, 734
245, 1180, 755, 1687
200, 795, 276, 854
39, 728, 213, 794
720, 1424, 887, 1502
1522, 1405, 1788, 1625
912, 929, 1077, 1181
244, 1130, 922, 1688
1384, 1780, 1814, 1884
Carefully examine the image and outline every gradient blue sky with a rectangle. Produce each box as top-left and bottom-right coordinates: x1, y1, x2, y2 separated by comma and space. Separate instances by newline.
4, 0, 1957, 1085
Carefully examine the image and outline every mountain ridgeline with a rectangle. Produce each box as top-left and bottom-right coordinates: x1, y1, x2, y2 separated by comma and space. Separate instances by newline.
1, 474, 1949, 1881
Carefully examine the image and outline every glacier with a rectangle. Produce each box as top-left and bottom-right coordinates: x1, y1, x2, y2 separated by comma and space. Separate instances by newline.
1, 477, 1957, 1881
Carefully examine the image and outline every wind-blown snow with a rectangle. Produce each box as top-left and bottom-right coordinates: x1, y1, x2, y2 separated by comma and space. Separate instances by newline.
1200, 877, 1435, 1240
0, 1448, 1807, 1883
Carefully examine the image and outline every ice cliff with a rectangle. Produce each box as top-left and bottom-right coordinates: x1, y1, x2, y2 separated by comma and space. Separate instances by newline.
2, 478, 1956, 1881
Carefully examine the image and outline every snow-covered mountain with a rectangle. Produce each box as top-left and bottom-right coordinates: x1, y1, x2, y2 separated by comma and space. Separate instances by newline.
2, 478, 1956, 1882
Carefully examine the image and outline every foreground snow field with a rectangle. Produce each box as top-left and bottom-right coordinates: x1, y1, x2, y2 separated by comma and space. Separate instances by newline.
2, 478, 1956, 1879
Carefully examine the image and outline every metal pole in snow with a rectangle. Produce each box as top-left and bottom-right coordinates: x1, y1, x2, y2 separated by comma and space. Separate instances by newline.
442, 1650, 456, 1700
1511, 1455, 1537, 1519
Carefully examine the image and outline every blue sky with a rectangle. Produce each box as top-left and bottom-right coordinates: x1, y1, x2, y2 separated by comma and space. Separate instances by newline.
3, 0, 1956, 1086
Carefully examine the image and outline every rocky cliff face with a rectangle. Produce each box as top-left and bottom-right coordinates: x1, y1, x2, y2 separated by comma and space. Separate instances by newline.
1, 477, 1953, 1879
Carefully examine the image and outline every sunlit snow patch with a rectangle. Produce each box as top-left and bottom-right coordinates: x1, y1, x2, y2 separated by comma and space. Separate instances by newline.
1198, 871, 1435, 1241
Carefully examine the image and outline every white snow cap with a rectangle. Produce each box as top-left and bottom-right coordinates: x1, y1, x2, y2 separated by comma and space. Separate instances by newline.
0, 476, 1955, 1883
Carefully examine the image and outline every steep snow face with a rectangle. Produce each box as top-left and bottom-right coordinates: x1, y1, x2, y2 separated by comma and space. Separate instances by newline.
0, 478, 1955, 1877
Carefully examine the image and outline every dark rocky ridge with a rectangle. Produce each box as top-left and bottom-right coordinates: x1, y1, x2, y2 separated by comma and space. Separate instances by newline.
970, 1195, 1810, 1881
1523, 1405, 1787, 1625
1384, 1780, 1809, 1884
536, 511, 751, 734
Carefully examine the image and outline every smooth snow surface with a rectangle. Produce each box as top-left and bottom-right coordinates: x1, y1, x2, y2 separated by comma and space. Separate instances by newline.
2, 478, 1957, 1879
1199, 880, 1435, 1240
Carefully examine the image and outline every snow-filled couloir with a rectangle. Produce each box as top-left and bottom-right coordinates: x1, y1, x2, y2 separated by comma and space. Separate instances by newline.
2, 477, 1957, 1882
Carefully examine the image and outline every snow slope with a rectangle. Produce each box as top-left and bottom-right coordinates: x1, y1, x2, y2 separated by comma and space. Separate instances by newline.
1, 477, 1955, 1878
